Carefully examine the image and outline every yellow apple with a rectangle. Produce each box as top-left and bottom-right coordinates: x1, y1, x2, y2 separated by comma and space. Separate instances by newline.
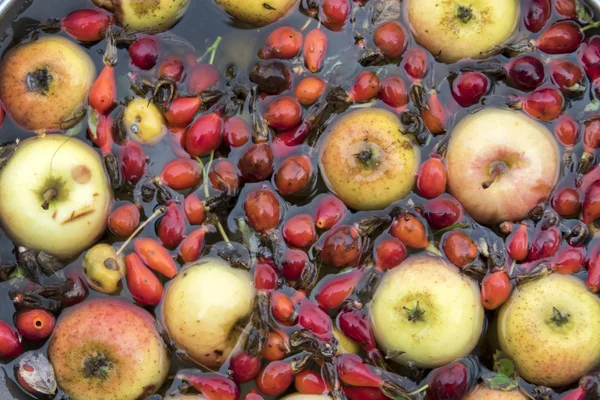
0, 135, 112, 259
333, 326, 360, 355
446, 108, 559, 225
82, 244, 126, 294
48, 298, 169, 400
464, 385, 527, 399
405, 0, 519, 63
370, 255, 484, 368
122, 98, 167, 145
319, 108, 420, 211
0, 36, 95, 132
92, 0, 190, 32
162, 257, 255, 368
497, 274, 600, 387
214, 0, 299, 26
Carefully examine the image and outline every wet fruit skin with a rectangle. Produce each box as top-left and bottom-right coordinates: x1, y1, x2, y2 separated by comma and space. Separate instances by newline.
320, 225, 362, 267
426, 362, 469, 400
244, 188, 281, 233
209, 159, 241, 194
451, 72, 489, 107
389, 213, 429, 249
481, 271, 511, 310
442, 231, 477, 268
0, 321, 23, 358
275, 155, 313, 195
373, 21, 407, 58
129, 37, 159, 70
108, 203, 140, 237
259, 26, 303, 60
295, 77, 326, 106
15, 309, 55, 341
239, 143, 274, 183
283, 214, 318, 249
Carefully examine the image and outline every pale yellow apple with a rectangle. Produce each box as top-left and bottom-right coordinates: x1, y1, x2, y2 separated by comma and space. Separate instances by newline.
464, 385, 527, 399
319, 108, 420, 211
48, 298, 169, 400
447, 108, 559, 225
122, 98, 167, 145
0, 36, 95, 131
215, 0, 299, 26
92, 0, 190, 32
0, 135, 112, 259
162, 257, 255, 368
370, 255, 484, 368
497, 274, 600, 387
333, 326, 360, 355
405, 0, 519, 63
82, 244, 126, 294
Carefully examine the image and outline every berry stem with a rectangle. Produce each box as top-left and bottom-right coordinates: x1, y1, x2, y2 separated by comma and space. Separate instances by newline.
116, 207, 165, 256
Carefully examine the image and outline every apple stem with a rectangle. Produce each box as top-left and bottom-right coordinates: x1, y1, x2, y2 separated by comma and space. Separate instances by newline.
115, 207, 166, 256
482, 162, 507, 189
403, 301, 426, 323
41, 188, 57, 210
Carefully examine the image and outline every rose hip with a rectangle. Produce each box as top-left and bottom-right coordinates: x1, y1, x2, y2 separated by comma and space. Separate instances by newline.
256, 360, 295, 396
179, 228, 207, 263
481, 271, 511, 310
507, 224, 529, 262
158, 56, 185, 82
59, 8, 113, 42
209, 159, 240, 194
298, 299, 333, 339
239, 143, 274, 182
527, 226, 561, 261
244, 188, 281, 233
157, 203, 186, 249
451, 72, 489, 107
271, 291, 295, 323
129, 37, 159, 70
282, 249, 310, 281
374, 21, 407, 58
230, 352, 261, 384
321, 0, 351, 31
524, 0, 551, 33
320, 225, 362, 267
262, 330, 290, 361
315, 269, 363, 309
374, 237, 407, 270
537, 21, 583, 54
160, 158, 202, 191
506, 55, 545, 91
402, 47, 429, 82
108, 203, 140, 237
89, 64, 116, 115
336, 353, 410, 396
178, 371, 240, 400
583, 180, 600, 225
554, 113, 579, 147
344, 387, 387, 400
295, 370, 328, 394
165, 97, 201, 128
587, 241, 600, 292
555, 0, 577, 17
185, 113, 223, 157
552, 245, 586, 274
423, 196, 464, 230
275, 155, 313, 195
379, 76, 408, 109
283, 214, 318, 248
223, 117, 251, 148
187, 63, 220, 95
304, 29, 328, 73
584, 118, 600, 153
348, 71, 381, 103
550, 60, 584, 92
315, 195, 348, 230
337, 308, 383, 365
264, 97, 302, 131
254, 261, 279, 291
243, 390, 265, 400
184, 194, 206, 225
442, 231, 477, 268
259, 26, 303, 59
15, 309, 55, 341
0, 321, 22, 358
422, 90, 447, 135
390, 213, 429, 249
426, 362, 469, 400
125, 253, 163, 306
580, 36, 600, 83
522, 87, 564, 122
416, 157, 447, 199
134, 237, 178, 278
551, 186, 581, 217
295, 77, 326, 106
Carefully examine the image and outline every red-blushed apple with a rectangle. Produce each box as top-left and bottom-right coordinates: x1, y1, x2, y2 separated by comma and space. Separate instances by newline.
0, 135, 112, 259
161, 257, 255, 368
48, 298, 170, 400
92, 0, 190, 32
497, 274, 600, 387
464, 385, 527, 399
370, 255, 484, 368
446, 108, 559, 225
405, 0, 519, 63
0, 36, 95, 132
319, 108, 420, 211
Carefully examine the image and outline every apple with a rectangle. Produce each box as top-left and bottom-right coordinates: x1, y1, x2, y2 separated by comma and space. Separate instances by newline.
215, 0, 299, 27
122, 98, 167, 145
0, 135, 112, 259
497, 274, 600, 387
0, 36, 95, 132
464, 385, 527, 399
370, 254, 484, 368
282, 395, 331, 400
333, 326, 360, 355
405, 0, 519, 63
82, 244, 126, 294
48, 298, 169, 400
319, 108, 420, 211
162, 257, 255, 369
92, 0, 190, 32
165, 396, 206, 399
446, 108, 559, 225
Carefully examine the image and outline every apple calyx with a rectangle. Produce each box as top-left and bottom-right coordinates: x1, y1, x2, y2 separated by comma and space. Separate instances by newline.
456, 5, 474, 24
26, 68, 53, 95
403, 301, 426, 323
353, 144, 381, 170
549, 306, 570, 327
82, 353, 113, 380
482, 161, 509, 189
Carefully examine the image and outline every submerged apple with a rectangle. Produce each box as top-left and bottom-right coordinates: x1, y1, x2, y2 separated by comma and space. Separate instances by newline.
92, 0, 190, 32
370, 255, 484, 368
319, 108, 420, 211
48, 298, 170, 400
447, 108, 559, 225
405, 0, 519, 63
464, 385, 527, 399
162, 257, 255, 368
497, 274, 600, 387
0, 36, 95, 132
0, 135, 112, 259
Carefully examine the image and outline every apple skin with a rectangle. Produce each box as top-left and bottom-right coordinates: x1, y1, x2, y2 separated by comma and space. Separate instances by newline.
215, 0, 299, 27
447, 108, 559, 225
48, 298, 170, 400
497, 274, 600, 387
464, 385, 527, 399
0, 36, 95, 131
0, 135, 112, 259
370, 255, 484, 368
162, 257, 255, 369
319, 108, 420, 211
405, 0, 519, 63
333, 326, 360, 355
92, 0, 190, 32
281, 395, 331, 400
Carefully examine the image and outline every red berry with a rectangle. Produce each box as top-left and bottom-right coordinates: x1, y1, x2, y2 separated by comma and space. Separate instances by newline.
580, 36, 600, 83
442, 230, 478, 268
550, 60, 584, 92
537, 21, 583, 54
451, 72, 489, 107
554, 113, 579, 147
524, 0, 551, 33
230, 352, 261, 383
506, 55, 545, 91
15, 309, 55, 341
283, 214, 318, 249
244, 188, 281, 233
157, 203, 186, 249
165, 97, 201, 128
321, 0, 351, 31
282, 249, 310, 281
223, 117, 251, 148
320, 225, 362, 267
239, 143, 275, 183
158, 56, 185, 82
423, 196, 463, 230
551, 186, 581, 217
373, 21, 407, 58
379, 75, 408, 109
264, 97, 302, 131
160, 158, 202, 191
295, 77, 327, 106
185, 113, 223, 157
209, 159, 240, 194
348, 71, 381, 103
187, 63, 220, 95
61, 8, 114, 42
129, 37, 159, 70
555, 0, 577, 17
523, 87, 564, 122
552, 245, 586, 274
527, 227, 561, 261
0, 321, 23, 358
275, 155, 313, 195
256, 361, 294, 396
315, 195, 347, 230
374, 237, 407, 270
184, 194, 206, 225
304, 29, 328, 73
179, 228, 206, 263
426, 362, 469, 400
481, 271, 511, 310
254, 261, 279, 290
507, 224, 529, 262
259, 26, 303, 59
119, 141, 147, 184
416, 157, 447, 199
108, 203, 140, 237
402, 47, 429, 82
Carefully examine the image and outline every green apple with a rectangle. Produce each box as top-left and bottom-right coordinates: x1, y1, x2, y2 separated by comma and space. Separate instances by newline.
92, 0, 190, 32
405, 0, 519, 63
319, 108, 420, 211
162, 257, 255, 368
497, 274, 600, 387
370, 255, 484, 368
447, 108, 559, 225
0, 135, 112, 259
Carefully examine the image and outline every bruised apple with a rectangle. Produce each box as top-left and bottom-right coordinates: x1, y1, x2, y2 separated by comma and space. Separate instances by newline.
497, 274, 600, 387
92, 0, 190, 32
0, 36, 95, 131
162, 257, 255, 368
370, 255, 484, 368
405, 0, 519, 63
215, 0, 299, 26
464, 385, 528, 399
0, 135, 112, 259
447, 108, 559, 225
319, 108, 420, 211
48, 298, 169, 400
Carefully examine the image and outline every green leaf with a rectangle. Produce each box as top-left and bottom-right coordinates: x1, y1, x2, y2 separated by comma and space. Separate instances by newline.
486, 350, 519, 392
485, 373, 519, 392
493, 350, 516, 379
576, 0, 594, 24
